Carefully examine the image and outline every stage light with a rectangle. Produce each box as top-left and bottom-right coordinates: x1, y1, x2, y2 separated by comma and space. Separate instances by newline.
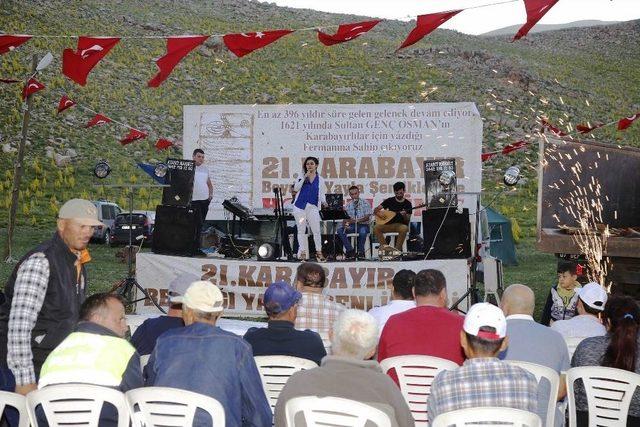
257, 242, 280, 261
93, 160, 111, 179
154, 162, 168, 178
438, 170, 456, 187
503, 166, 521, 186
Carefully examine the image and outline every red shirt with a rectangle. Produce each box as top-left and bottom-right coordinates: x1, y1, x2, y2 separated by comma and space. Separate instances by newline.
377, 305, 465, 366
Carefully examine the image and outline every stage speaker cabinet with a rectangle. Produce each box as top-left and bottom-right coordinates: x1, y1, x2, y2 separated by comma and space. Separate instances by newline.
422, 208, 471, 259
161, 158, 195, 207
152, 205, 199, 257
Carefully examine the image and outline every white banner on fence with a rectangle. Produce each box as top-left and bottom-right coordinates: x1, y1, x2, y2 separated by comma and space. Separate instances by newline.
183, 103, 482, 220
135, 253, 471, 317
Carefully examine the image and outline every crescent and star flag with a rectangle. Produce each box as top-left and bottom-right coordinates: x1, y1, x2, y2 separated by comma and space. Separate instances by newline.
317, 20, 381, 46
223, 29, 293, 57
0, 78, 20, 84
502, 140, 529, 155
576, 123, 605, 134
397, 11, 462, 51
120, 128, 148, 145
22, 78, 45, 100
148, 35, 210, 87
481, 152, 497, 162
155, 138, 173, 150
540, 119, 567, 136
57, 95, 76, 114
618, 113, 640, 131
513, 0, 560, 41
85, 114, 112, 128
63, 36, 120, 86
0, 35, 32, 55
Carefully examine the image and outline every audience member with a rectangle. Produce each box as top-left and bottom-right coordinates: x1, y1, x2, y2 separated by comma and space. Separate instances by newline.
368, 269, 416, 334
551, 282, 607, 340
274, 309, 414, 427
294, 262, 346, 334
428, 303, 537, 422
571, 295, 640, 425
145, 281, 271, 426
378, 269, 465, 368
0, 198, 101, 397
244, 281, 326, 365
39, 293, 142, 426
131, 273, 196, 355
541, 261, 582, 326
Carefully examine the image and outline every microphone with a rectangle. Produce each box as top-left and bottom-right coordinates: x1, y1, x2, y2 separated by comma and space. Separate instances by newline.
135, 235, 146, 241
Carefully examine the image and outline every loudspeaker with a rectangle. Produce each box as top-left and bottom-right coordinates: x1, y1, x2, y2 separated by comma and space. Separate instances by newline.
422, 208, 471, 259
321, 234, 343, 257
161, 159, 195, 207
152, 205, 198, 257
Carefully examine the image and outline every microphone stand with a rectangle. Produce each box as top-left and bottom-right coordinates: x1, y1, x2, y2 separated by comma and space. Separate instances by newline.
353, 199, 359, 262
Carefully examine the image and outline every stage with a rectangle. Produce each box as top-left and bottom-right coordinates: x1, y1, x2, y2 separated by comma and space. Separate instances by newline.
134, 252, 471, 316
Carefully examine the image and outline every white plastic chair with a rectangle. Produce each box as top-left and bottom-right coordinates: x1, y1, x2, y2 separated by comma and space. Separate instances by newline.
126, 386, 225, 427
431, 406, 542, 426
140, 354, 151, 370
505, 360, 559, 427
26, 384, 129, 427
566, 366, 640, 427
0, 390, 29, 427
564, 337, 584, 359
285, 395, 392, 427
254, 355, 318, 413
317, 330, 332, 355
379, 355, 459, 426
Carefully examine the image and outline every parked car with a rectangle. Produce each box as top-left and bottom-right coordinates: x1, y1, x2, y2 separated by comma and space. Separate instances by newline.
91, 200, 122, 244
109, 211, 154, 246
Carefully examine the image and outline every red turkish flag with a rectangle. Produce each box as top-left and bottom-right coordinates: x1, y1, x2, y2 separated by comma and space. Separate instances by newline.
576, 123, 605, 134
22, 78, 45, 100
85, 114, 112, 128
397, 11, 461, 50
155, 138, 173, 150
148, 35, 209, 87
120, 128, 148, 145
540, 119, 567, 136
513, 0, 560, 41
57, 95, 76, 114
0, 35, 32, 55
223, 30, 293, 57
0, 78, 20, 84
63, 36, 120, 86
317, 20, 381, 46
481, 152, 497, 162
618, 113, 640, 131
502, 140, 529, 155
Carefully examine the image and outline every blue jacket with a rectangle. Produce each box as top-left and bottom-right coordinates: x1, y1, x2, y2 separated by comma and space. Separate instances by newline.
243, 320, 326, 365
145, 322, 271, 427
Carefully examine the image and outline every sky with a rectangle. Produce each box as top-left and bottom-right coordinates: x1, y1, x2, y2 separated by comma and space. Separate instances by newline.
256, 0, 640, 35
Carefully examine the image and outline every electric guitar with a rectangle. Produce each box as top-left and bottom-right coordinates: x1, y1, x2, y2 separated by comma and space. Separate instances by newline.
374, 203, 427, 225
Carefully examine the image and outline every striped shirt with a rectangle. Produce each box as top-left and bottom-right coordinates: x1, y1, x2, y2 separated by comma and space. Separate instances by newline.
428, 357, 538, 423
295, 291, 346, 334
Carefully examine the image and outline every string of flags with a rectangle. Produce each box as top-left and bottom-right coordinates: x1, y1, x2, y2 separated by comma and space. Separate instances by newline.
1, 0, 561, 87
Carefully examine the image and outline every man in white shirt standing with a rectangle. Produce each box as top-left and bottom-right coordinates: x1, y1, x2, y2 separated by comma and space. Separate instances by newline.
369, 269, 416, 334
191, 149, 213, 255
551, 282, 607, 340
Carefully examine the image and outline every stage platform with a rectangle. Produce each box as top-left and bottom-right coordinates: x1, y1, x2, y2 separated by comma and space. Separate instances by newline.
135, 252, 471, 317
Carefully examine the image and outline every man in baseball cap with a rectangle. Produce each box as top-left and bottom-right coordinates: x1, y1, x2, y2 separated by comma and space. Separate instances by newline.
145, 281, 271, 426
244, 281, 326, 365
428, 303, 538, 421
0, 198, 100, 397
552, 282, 608, 340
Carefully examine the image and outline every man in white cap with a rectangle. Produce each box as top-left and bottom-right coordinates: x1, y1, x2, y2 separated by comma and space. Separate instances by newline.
551, 282, 608, 339
145, 281, 271, 426
0, 198, 103, 397
428, 302, 538, 423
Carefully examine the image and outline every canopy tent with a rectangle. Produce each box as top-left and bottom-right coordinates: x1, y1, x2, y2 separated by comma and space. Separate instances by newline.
486, 207, 518, 266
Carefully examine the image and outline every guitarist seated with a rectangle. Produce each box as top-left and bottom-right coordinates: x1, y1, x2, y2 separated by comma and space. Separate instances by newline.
373, 182, 412, 251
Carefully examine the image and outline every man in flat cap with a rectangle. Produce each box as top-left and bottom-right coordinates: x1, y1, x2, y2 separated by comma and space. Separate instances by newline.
0, 199, 102, 398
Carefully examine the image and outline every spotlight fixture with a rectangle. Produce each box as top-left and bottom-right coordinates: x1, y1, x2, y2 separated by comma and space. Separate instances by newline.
503, 166, 521, 186
257, 242, 280, 261
438, 170, 456, 187
154, 162, 168, 178
93, 160, 111, 179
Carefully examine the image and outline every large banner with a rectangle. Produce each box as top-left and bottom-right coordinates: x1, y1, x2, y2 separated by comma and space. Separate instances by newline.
135, 253, 471, 316
183, 103, 483, 220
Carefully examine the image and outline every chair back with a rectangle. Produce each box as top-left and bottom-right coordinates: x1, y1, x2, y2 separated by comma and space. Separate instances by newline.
126, 387, 225, 426
140, 354, 151, 370
26, 384, 129, 427
505, 360, 559, 427
564, 337, 584, 359
254, 355, 318, 412
431, 406, 542, 426
566, 366, 640, 427
379, 355, 458, 426
0, 391, 29, 427
285, 395, 391, 427
317, 331, 332, 355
